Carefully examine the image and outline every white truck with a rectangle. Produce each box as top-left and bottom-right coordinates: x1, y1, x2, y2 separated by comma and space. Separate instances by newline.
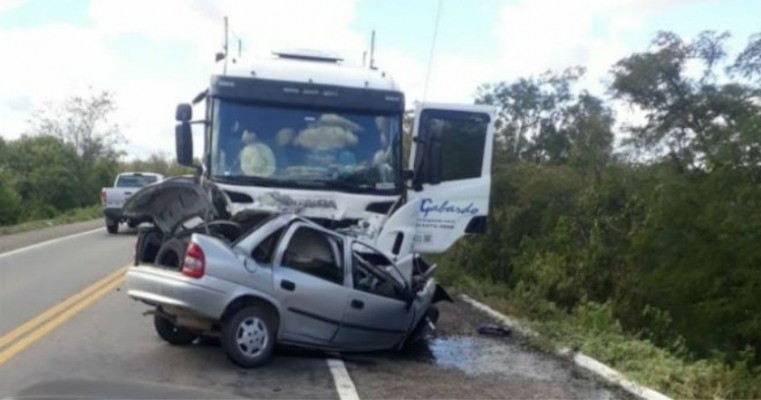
101, 172, 164, 233
166, 50, 495, 256
124, 51, 495, 361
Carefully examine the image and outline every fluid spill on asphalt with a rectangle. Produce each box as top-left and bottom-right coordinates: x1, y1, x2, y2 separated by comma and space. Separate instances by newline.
397, 334, 625, 399
428, 336, 550, 379
403, 335, 552, 379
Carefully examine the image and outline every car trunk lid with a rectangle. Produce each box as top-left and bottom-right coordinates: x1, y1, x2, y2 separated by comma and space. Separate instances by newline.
122, 176, 228, 234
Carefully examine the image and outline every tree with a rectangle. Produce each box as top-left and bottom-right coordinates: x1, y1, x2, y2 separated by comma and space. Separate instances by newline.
611, 31, 761, 171
564, 93, 615, 181
2, 135, 88, 218
0, 165, 21, 225
30, 90, 125, 163
120, 152, 195, 177
730, 33, 761, 83
476, 67, 584, 164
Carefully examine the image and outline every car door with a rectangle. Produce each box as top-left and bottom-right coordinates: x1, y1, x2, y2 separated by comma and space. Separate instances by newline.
406, 102, 496, 254
271, 222, 352, 345
332, 241, 414, 351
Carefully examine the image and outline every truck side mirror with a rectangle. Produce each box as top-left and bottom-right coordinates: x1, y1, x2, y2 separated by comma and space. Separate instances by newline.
175, 122, 193, 166
175, 103, 192, 122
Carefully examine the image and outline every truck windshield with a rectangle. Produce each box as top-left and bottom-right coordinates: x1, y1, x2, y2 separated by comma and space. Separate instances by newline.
210, 100, 401, 194
117, 175, 158, 187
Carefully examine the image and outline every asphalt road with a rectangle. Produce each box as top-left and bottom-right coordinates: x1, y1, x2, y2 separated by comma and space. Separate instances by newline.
0, 221, 627, 399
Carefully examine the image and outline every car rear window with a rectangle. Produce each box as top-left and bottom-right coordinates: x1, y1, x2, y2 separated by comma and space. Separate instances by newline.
117, 175, 158, 188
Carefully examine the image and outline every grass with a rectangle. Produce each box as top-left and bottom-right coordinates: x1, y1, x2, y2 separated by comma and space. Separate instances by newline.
436, 266, 761, 400
0, 205, 101, 236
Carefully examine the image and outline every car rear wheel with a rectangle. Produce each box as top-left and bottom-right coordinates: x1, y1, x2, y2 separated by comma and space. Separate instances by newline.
105, 218, 118, 234
221, 306, 276, 368
153, 313, 198, 345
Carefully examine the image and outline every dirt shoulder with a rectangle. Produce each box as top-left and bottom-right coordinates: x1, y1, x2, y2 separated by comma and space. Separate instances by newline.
0, 219, 102, 255
344, 300, 631, 399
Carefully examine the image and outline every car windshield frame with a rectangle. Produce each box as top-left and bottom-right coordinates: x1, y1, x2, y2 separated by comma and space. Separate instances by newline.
208, 98, 403, 195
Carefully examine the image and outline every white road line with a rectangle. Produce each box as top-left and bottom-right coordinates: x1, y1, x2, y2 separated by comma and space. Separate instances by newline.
327, 358, 360, 400
0, 228, 104, 260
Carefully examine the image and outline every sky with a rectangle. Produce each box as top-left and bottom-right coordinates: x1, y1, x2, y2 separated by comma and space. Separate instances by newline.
0, 0, 759, 158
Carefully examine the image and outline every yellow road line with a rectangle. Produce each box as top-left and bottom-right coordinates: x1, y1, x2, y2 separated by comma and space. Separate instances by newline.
0, 265, 129, 364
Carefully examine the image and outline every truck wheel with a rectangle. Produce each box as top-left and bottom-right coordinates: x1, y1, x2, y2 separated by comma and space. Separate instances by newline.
221, 306, 276, 368
105, 218, 118, 234
154, 314, 198, 345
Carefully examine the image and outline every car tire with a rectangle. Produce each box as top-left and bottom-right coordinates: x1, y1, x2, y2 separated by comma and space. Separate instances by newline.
105, 218, 118, 234
221, 306, 276, 368
155, 238, 188, 269
153, 313, 198, 345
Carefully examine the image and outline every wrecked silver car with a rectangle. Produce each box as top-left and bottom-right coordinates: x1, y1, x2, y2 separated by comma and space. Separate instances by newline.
123, 177, 450, 368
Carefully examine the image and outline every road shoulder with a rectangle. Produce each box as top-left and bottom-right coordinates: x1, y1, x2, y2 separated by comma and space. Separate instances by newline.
0, 219, 102, 255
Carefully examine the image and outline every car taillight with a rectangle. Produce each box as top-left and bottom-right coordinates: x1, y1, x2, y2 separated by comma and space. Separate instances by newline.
181, 242, 205, 278
100, 189, 106, 205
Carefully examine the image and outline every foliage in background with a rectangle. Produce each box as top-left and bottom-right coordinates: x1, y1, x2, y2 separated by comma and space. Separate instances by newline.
0, 91, 191, 228
439, 30, 761, 398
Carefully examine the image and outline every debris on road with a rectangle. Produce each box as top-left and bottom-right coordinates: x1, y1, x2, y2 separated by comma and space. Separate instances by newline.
477, 323, 512, 337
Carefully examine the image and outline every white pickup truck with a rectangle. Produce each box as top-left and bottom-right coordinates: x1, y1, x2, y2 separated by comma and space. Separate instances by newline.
100, 172, 164, 233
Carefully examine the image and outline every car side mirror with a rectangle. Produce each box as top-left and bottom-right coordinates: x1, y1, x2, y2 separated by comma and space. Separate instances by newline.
175, 103, 192, 122
175, 122, 193, 166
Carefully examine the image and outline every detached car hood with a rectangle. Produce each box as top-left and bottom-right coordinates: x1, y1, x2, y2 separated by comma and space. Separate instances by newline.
122, 176, 229, 234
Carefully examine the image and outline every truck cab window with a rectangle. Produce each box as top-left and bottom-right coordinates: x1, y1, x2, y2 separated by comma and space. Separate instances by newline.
282, 227, 344, 285
210, 100, 402, 195
116, 174, 158, 187
419, 110, 489, 182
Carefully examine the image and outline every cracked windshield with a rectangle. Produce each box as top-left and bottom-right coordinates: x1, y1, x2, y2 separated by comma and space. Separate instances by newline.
212, 101, 400, 192
1, 0, 759, 399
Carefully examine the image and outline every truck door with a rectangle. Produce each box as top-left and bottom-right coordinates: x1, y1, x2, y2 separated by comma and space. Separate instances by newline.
407, 103, 496, 254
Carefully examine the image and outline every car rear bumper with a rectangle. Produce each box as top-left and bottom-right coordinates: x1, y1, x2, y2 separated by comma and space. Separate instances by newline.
125, 266, 233, 320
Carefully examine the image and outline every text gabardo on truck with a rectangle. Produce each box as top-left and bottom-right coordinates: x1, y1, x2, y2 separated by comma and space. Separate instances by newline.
124, 50, 495, 367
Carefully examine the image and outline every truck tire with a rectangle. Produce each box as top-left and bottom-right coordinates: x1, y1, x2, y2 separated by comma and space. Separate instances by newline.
153, 313, 198, 345
105, 218, 118, 234
221, 306, 276, 368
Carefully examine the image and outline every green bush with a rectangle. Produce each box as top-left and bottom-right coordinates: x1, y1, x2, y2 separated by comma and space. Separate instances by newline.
0, 166, 21, 225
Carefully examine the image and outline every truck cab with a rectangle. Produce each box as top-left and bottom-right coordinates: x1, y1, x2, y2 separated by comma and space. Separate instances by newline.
174, 51, 494, 257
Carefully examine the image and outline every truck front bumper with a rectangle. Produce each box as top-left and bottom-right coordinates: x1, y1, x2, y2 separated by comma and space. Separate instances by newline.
125, 266, 234, 320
